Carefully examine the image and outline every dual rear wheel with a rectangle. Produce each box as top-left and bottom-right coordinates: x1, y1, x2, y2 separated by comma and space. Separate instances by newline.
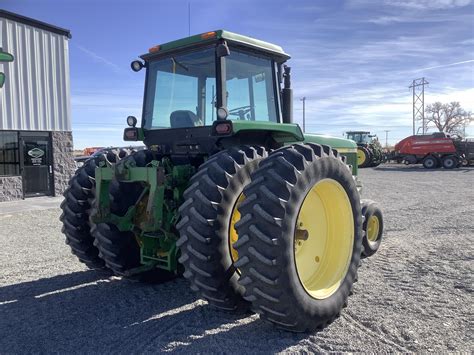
61, 144, 373, 332
357, 147, 371, 168
60, 149, 132, 269
178, 143, 363, 332
176, 146, 266, 312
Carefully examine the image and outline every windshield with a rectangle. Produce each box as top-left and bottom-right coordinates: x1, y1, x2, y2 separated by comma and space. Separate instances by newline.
226, 50, 278, 122
143, 47, 279, 129
143, 48, 216, 129
347, 133, 370, 144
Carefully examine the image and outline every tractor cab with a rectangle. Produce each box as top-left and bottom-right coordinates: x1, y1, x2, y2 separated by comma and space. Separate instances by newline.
124, 30, 297, 152
346, 131, 373, 145
122, 30, 358, 171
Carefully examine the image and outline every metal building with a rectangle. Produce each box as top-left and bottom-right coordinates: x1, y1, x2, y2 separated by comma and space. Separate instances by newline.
0, 10, 75, 201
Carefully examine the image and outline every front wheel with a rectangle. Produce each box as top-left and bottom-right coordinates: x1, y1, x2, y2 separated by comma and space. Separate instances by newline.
360, 200, 383, 258
234, 143, 362, 332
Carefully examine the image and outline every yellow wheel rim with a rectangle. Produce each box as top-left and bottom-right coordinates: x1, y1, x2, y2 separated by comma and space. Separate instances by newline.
294, 179, 354, 300
366, 215, 380, 242
357, 148, 366, 166
229, 193, 245, 264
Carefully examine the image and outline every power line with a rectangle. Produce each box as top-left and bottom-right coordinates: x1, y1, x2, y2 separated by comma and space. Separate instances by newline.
409, 77, 429, 135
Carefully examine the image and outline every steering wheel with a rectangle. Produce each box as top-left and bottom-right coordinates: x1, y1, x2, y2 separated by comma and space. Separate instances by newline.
228, 105, 253, 120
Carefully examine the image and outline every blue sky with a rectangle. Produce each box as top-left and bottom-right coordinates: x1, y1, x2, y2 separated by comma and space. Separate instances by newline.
3, 0, 474, 148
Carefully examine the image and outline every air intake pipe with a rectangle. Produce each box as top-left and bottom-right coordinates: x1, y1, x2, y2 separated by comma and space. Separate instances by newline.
281, 65, 293, 124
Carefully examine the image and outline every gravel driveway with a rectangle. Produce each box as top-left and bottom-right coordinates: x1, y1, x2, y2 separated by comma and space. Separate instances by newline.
1, 165, 473, 353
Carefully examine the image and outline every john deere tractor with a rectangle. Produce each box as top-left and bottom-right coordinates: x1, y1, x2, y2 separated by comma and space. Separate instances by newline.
61, 31, 383, 332
346, 131, 384, 168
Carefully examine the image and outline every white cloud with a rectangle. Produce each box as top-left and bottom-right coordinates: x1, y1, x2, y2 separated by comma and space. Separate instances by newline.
384, 0, 472, 10
413, 59, 474, 72
350, 0, 472, 10
367, 16, 408, 25
75, 45, 124, 74
427, 87, 474, 110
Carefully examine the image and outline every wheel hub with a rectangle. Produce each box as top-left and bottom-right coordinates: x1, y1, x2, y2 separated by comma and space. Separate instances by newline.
357, 148, 366, 166
366, 215, 380, 242
294, 179, 354, 300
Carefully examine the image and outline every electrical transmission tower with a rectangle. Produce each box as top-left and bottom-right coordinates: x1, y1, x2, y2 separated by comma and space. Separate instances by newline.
409, 78, 429, 135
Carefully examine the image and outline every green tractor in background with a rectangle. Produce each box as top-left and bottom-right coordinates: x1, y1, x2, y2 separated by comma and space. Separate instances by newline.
61, 30, 384, 332
346, 131, 384, 168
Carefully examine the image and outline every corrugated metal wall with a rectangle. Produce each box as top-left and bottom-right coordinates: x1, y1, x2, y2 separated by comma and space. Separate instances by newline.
0, 17, 71, 131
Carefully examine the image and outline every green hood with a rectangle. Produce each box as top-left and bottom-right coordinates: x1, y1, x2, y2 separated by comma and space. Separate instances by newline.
303, 133, 357, 152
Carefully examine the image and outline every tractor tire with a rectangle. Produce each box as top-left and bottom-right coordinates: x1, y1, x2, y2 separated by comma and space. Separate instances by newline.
357, 146, 371, 168
92, 150, 175, 282
60, 149, 130, 269
177, 146, 267, 312
441, 155, 458, 169
360, 200, 383, 258
423, 155, 438, 169
234, 143, 362, 332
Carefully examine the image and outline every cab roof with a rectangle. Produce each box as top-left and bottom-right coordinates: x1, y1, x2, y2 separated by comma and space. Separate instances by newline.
141, 30, 291, 62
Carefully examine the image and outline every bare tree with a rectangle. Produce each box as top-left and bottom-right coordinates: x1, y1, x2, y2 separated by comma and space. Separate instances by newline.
424, 101, 472, 137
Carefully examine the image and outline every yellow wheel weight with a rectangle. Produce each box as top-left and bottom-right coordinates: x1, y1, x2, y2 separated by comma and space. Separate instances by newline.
294, 179, 354, 300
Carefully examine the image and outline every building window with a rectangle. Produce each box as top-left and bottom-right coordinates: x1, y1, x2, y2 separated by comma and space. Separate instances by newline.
0, 132, 20, 176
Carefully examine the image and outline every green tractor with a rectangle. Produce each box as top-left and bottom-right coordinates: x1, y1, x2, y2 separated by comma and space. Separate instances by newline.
346, 131, 384, 168
61, 30, 384, 332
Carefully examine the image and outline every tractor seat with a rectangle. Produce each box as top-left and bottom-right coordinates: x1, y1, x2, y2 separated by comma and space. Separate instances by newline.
170, 110, 198, 128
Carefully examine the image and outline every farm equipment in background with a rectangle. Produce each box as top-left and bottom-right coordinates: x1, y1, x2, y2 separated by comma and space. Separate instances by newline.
346, 131, 384, 168
83, 147, 105, 156
388, 132, 474, 169
60, 30, 384, 332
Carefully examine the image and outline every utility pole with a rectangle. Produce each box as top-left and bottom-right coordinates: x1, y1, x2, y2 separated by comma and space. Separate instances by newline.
300, 97, 306, 133
384, 130, 390, 148
409, 78, 429, 135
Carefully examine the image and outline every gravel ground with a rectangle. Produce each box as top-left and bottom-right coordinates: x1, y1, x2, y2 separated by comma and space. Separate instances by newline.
1, 164, 473, 353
